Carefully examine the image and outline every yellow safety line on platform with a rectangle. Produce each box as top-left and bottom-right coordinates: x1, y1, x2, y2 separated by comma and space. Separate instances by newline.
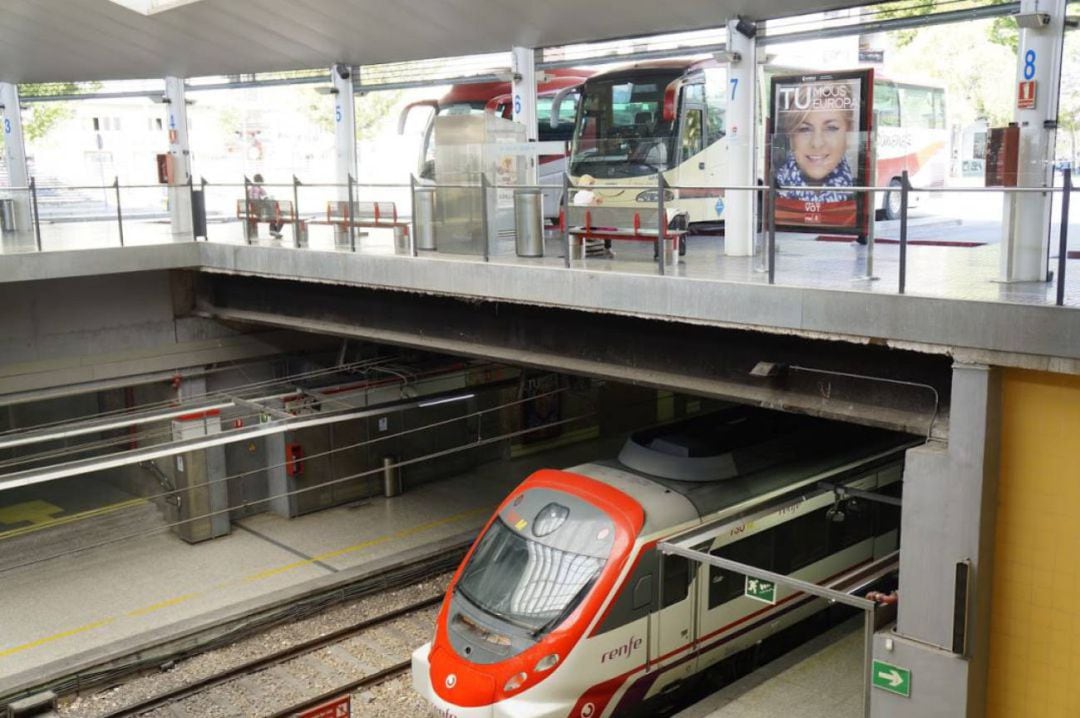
0, 503, 490, 662
0, 498, 147, 541
0, 618, 116, 659
125, 593, 201, 618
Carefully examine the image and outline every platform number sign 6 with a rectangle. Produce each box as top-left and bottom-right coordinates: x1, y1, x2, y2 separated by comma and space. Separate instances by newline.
514, 94, 522, 115
1024, 50, 1036, 81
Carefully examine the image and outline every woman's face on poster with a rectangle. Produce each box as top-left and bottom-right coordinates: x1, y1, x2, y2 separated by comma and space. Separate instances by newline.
790, 109, 850, 182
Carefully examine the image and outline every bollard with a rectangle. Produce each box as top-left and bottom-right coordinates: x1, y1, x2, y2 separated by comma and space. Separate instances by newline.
393, 225, 408, 255
414, 186, 437, 251
382, 456, 402, 498
514, 188, 544, 257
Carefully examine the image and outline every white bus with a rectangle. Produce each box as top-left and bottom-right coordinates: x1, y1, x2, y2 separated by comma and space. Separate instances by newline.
562, 58, 947, 229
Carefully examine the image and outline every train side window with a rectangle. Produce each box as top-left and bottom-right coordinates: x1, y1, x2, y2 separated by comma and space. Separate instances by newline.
774, 507, 830, 574
873, 480, 903, 537
829, 499, 874, 552
633, 575, 653, 610
662, 554, 691, 608
708, 529, 775, 610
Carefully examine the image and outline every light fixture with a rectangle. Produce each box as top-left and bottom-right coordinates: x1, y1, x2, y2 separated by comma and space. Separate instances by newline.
418, 393, 475, 408
1014, 11, 1051, 28
714, 50, 743, 64
749, 361, 786, 378
734, 17, 758, 39
108, 0, 206, 15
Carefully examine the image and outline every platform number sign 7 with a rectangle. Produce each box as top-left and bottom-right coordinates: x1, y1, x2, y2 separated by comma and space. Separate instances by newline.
729, 78, 739, 101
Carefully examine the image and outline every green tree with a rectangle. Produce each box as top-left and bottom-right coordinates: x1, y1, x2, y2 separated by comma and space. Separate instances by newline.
302, 86, 403, 141
18, 82, 101, 143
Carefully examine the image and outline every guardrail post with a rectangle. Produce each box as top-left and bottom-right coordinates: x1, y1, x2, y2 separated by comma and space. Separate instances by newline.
1057, 167, 1071, 306
30, 176, 42, 252
767, 176, 777, 285
243, 175, 252, 245
656, 170, 667, 276
562, 173, 571, 269
899, 170, 910, 294
114, 176, 124, 247
480, 174, 490, 262
347, 173, 357, 252
409, 174, 419, 257
292, 175, 302, 249
200, 177, 208, 241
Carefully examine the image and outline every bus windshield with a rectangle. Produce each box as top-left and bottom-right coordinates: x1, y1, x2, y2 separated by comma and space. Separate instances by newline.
456, 517, 608, 633
570, 73, 681, 178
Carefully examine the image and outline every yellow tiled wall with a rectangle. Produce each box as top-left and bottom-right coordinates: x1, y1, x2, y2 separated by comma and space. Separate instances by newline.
986, 369, 1080, 717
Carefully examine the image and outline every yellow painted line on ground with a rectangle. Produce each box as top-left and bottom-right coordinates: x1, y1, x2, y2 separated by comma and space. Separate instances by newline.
0, 502, 491, 662
0, 500, 63, 529
0, 498, 147, 541
0, 618, 116, 659
125, 593, 201, 618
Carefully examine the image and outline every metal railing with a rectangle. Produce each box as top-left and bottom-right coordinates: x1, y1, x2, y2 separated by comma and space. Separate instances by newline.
1, 170, 1076, 307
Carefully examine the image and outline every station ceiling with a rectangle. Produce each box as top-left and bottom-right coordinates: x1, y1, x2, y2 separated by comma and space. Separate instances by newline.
3, 0, 862, 84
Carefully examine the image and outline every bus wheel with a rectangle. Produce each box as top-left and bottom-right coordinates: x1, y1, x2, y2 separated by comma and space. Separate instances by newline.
884, 178, 904, 221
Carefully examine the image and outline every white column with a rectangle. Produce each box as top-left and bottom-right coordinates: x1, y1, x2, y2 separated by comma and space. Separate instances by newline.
164, 76, 193, 240
724, 20, 757, 256
0, 83, 32, 231
1000, 0, 1068, 282
332, 64, 357, 198
511, 46, 539, 184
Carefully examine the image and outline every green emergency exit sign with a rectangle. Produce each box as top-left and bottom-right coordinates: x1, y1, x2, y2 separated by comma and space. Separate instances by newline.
744, 576, 777, 604
872, 659, 911, 697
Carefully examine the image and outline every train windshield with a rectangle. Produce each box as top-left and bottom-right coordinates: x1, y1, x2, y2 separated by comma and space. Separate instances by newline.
570, 72, 681, 178
456, 510, 612, 634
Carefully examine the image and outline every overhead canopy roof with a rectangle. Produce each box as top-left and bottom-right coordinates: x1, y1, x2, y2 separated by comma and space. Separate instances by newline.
2, 0, 859, 84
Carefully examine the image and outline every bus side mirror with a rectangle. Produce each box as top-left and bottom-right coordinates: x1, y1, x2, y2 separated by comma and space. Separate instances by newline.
550, 86, 577, 129
662, 79, 682, 123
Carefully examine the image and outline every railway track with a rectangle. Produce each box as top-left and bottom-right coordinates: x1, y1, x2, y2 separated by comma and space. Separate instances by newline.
98, 595, 442, 718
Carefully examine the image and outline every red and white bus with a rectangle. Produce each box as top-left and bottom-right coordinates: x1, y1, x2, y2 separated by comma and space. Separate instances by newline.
562, 58, 947, 228
398, 69, 593, 219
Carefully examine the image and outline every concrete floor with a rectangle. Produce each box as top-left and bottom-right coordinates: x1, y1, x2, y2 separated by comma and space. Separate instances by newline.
0, 433, 620, 692
2, 211, 1078, 307
675, 618, 866, 718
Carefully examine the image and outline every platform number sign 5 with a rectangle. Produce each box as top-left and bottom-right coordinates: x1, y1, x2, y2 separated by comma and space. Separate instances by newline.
335, 105, 343, 123
1024, 49, 1036, 81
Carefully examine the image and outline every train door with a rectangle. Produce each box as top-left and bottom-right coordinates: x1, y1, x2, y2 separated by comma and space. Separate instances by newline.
650, 552, 698, 689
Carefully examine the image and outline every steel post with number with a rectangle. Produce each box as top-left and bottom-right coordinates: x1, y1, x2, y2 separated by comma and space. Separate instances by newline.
0, 83, 33, 232
1057, 168, 1071, 306
1002, 0, 1068, 282
657, 170, 667, 276
114, 177, 124, 247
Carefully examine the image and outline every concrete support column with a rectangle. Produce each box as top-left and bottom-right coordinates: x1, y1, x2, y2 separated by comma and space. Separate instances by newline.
511, 46, 539, 184
332, 64, 357, 246
873, 363, 1001, 718
999, 0, 1067, 282
170, 377, 230, 542
724, 20, 757, 256
0, 83, 32, 231
163, 76, 193, 241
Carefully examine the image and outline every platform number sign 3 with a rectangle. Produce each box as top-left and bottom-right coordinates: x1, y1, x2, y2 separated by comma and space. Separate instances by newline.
3, 117, 10, 135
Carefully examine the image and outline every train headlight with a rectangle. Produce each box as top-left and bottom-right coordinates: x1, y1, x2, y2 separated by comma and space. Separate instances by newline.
534, 653, 560, 672
533, 503, 569, 537
504, 671, 529, 693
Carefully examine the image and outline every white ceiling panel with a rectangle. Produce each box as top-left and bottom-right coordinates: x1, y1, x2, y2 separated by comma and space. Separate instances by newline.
0, 0, 852, 83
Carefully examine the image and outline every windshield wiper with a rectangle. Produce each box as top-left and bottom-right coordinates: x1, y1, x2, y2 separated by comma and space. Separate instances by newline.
531, 577, 598, 638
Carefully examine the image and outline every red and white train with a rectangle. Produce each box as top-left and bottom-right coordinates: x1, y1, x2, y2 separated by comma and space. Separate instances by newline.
412, 407, 911, 717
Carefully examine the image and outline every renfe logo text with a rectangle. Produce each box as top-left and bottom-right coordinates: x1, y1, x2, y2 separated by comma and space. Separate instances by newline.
601, 636, 643, 663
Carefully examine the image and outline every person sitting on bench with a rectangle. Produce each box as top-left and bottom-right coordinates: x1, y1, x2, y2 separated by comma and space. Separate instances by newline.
248, 174, 284, 239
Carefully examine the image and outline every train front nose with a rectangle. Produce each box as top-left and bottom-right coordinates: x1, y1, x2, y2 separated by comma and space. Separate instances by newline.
413, 643, 496, 718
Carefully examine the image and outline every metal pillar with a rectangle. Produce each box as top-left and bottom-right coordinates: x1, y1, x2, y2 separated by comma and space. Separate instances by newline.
333, 63, 357, 247
511, 46, 539, 185
170, 377, 230, 542
724, 20, 757, 256
0, 83, 32, 231
164, 76, 193, 241
1000, 0, 1068, 282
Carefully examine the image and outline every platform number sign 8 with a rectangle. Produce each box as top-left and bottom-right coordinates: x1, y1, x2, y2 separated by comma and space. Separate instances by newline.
1024, 50, 1037, 81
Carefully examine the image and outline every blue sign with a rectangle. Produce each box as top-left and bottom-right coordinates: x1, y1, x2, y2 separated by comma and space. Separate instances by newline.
715, 197, 725, 216
1024, 50, 1036, 81
3, 117, 10, 135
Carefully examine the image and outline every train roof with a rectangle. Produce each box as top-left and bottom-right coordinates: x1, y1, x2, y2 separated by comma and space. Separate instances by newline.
567, 408, 915, 536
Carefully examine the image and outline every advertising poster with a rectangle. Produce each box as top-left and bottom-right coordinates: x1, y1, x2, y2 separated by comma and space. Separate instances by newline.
769, 70, 874, 235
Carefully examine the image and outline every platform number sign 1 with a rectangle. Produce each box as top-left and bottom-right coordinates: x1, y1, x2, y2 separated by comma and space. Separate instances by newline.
872, 659, 911, 698
744, 576, 777, 605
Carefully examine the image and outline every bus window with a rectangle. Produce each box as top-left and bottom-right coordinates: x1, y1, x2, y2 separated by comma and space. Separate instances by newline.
681, 108, 704, 162
899, 86, 941, 129
538, 93, 579, 143
704, 68, 727, 145
874, 83, 900, 128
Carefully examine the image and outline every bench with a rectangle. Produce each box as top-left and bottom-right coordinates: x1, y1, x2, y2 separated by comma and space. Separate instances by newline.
236, 199, 297, 241
564, 205, 688, 260
309, 201, 409, 233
